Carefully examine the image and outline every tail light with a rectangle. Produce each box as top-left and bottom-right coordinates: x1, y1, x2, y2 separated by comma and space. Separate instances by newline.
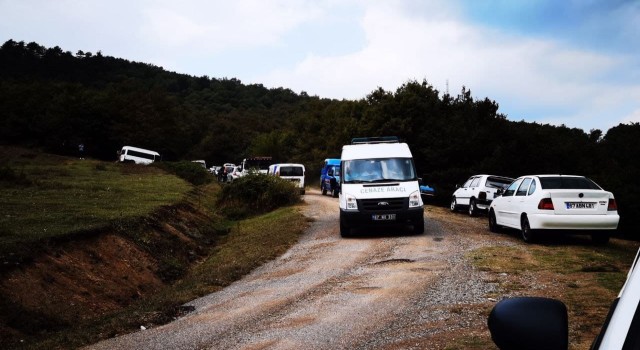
608, 198, 618, 211
538, 198, 554, 210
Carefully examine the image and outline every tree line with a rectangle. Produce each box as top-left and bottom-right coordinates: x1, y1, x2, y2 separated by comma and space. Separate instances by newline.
2, 39, 639, 236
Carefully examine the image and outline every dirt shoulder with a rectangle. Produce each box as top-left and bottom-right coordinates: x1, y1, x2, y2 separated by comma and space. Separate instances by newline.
85, 190, 530, 350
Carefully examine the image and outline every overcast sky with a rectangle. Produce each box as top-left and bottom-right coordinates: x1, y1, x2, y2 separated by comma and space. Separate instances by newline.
1, 0, 639, 133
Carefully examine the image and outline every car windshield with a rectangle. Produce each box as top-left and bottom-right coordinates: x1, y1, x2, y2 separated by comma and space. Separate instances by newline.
539, 176, 601, 190
486, 176, 513, 189
342, 158, 416, 183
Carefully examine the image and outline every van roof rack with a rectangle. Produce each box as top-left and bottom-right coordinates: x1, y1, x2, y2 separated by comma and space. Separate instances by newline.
351, 136, 400, 145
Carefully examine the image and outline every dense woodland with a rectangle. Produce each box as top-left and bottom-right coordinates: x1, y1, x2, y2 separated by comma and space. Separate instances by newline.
2, 39, 640, 236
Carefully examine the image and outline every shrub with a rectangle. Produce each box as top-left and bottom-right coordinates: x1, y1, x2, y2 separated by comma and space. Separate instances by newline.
154, 161, 212, 186
0, 166, 32, 186
217, 173, 300, 219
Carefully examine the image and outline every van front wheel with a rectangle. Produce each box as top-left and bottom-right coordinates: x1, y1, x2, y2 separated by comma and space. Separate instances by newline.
413, 219, 424, 234
340, 214, 350, 237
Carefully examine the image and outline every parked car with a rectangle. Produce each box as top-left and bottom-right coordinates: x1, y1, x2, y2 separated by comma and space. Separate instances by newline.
192, 159, 206, 168
488, 175, 619, 244
420, 184, 435, 197
451, 174, 514, 216
118, 146, 160, 165
488, 246, 640, 349
227, 166, 243, 182
320, 158, 341, 197
269, 163, 306, 194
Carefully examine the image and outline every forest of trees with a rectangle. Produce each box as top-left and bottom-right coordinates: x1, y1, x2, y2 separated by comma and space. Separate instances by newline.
2, 39, 640, 236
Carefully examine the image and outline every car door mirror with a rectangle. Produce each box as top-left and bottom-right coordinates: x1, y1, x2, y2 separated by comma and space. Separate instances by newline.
488, 297, 568, 350
496, 189, 504, 196
328, 170, 334, 176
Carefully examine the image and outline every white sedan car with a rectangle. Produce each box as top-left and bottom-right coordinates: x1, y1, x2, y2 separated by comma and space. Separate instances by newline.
488, 175, 619, 244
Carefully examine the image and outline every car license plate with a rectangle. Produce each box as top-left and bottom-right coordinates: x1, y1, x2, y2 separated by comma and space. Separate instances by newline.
372, 214, 396, 221
566, 202, 596, 209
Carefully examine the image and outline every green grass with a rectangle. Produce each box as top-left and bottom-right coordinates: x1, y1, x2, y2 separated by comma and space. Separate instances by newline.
0, 147, 192, 259
468, 240, 640, 349
28, 206, 308, 350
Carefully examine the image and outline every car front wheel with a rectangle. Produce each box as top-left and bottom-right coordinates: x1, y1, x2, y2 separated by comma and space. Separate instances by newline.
450, 197, 458, 212
468, 198, 477, 217
521, 216, 536, 243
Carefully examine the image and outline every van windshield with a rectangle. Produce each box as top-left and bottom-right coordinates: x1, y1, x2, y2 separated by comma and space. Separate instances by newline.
343, 158, 416, 183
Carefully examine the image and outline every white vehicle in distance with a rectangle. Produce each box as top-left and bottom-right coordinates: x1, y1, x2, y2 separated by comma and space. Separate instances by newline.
268, 163, 306, 194
192, 160, 206, 168
489, 175, 619, 244
240, 156, 272, 176
339, 137, 424, 237
488, 246, 640, 349
118, 146, 160, 165
451, 174, 514, 216
227, 166, 243, 182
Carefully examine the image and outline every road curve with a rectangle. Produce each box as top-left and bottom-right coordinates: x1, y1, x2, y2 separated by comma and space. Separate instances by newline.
87, 189, 496, 350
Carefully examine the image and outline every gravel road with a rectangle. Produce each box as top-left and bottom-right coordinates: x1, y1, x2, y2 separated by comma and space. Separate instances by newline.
87, 189, 507, 350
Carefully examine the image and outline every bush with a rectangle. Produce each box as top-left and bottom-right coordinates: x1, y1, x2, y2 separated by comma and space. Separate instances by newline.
217, 173, 300, 219
0, 166, 32, 186
154, 161, 212, 186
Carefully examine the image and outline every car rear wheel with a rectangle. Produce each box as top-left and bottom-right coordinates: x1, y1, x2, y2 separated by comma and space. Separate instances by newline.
468, 198, 477, 217
489, 210, 501, 233
332, 189, 339, 198
322, 188, 327, 195
521, 216, 536, 243
450, 197, 458, 212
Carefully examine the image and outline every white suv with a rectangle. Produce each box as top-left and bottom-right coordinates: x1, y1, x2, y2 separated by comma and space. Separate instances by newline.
451, 175, 514, 216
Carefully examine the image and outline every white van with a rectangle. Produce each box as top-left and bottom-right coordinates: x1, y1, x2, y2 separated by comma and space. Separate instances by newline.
268, 163, 306, 194
118, 146, 160, 165
339, 137, 424, 237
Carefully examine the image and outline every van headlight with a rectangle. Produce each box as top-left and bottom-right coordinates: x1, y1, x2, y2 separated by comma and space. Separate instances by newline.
409, 190, 422, 208
345, 194, 358, 210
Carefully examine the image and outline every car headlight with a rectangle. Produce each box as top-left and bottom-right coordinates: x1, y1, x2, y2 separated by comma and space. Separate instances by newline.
409, 190, 422, 208
345, 194, 358, 210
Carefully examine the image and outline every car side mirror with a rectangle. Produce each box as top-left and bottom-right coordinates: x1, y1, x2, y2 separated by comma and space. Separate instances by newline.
497, 189, 504, 196
328, 170, 334, 176
488, 297, 568, 350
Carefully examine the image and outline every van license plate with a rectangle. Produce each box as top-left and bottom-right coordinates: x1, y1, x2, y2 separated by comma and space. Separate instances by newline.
372, 214, 396, 221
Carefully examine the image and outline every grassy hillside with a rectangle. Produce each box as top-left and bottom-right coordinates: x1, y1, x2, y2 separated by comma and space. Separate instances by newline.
0, 147, 309, 349
0, 146, 192, 262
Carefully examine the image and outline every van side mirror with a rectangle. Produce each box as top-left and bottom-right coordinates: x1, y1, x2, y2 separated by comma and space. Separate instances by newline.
488, 297, 568, 350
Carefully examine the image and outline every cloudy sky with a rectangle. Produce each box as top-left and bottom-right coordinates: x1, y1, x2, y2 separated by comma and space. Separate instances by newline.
1, 0, 639, 132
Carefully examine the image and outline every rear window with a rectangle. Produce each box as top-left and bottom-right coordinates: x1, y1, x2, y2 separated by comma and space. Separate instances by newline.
487, 176, 513, 189
539, 177, 601, 190
279, 166, 304, 177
